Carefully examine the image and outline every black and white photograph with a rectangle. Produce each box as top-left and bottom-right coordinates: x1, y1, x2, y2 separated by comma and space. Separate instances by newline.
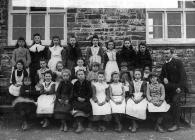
0, 0, 195, 139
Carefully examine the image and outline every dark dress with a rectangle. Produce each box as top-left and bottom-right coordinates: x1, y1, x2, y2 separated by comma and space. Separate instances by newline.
13, 85, 37, 119
136, 50, 152, 70
117, 46, 136, 70
29, 46, 48, 87
71, 80, 92, 117
54, 80, 73, 120
65, 43, 82, 70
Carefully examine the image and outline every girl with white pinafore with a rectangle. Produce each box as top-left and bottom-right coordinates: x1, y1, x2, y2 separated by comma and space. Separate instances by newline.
48, 36, 65, 72
125, 69, 148, 133
109, 71, 126, 132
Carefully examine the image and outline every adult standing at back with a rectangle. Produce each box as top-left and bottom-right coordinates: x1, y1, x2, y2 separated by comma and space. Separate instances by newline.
116, 38, 136, 78
159, 48, 188, 132
65, 36, 82, 70
85, 35, 104, 70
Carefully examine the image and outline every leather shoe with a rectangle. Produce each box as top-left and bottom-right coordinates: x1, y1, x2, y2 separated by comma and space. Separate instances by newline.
155, 125, 165, 133
168, 125, 179, 132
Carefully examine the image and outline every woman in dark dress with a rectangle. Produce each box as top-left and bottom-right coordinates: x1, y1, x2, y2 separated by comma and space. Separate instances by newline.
136, 42, 152, 71
29, 33, 48, 87
117, 38, 136, 78
71, 69, 92, 133
54, 69, 73, 132
65, 36, 82, 70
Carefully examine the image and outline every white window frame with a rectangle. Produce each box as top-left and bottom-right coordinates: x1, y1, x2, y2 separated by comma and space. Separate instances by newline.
146, 1, 195, 45
8, 0, 67, 46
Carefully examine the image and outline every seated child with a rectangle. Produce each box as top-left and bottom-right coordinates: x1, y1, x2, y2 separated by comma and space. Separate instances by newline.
90, 71, 111, 132
12, 77, 37, 130
109, 71, 126, 132
9, 60, 28, 97
120, 70, 132, 97
35, 59, 50, 91
87, 62, 100, 84
147, 72, 170, 133
36, 70, 56, 128
71, 58, 87, 84
142, 66, 151, 82
54, 69, 73, 132
125, 69, 148, 133
71, 69, 92, 133
53, 61, 64, 91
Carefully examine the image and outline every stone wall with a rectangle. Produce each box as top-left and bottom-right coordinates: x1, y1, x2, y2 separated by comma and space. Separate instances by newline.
0, 0, 8, 48
1, 7, 195, 96
67, 8, 146, 55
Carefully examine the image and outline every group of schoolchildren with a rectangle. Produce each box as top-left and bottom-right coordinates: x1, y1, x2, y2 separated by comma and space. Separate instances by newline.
9, 34, 171, 133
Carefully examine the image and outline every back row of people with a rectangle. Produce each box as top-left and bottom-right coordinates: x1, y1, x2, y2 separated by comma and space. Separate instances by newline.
11, 34, 152, 86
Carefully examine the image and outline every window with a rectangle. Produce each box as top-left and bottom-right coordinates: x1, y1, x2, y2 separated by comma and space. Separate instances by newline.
167, 12, 181, 38
148, 12, 163, 39
8, 0, 67, 46
186, 12, 195, 38
50, 14, 64, 40
146, 1, 195, 44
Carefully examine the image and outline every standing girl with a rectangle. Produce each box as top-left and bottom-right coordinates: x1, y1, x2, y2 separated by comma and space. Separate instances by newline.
104, 40, 119, 82
109, 72, 126, 132
71, 69, 92, 133
85, 35, 104, 70
9, 60, 28, 97
147, 72, 170, 132
125, 69, 148, 133
53, 61, 64, 91
35, 59, 49, 91
136, 42, 152, 71
90, 71, 111, 132
29, 33, 48, 87
120, 71, 131, 96
87, 62, 100, 83
65, 36, 82, 70
72, 58, 87, 80
54, 69, 73, 132
117, 39, 136, 78
36, 70, 56, 128
12, 77, 37, 130
48, 36, 65, 72
11, 37, 31, 73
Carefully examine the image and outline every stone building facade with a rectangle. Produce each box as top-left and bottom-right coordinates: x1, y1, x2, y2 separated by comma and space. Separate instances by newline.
0, 1, 195, 105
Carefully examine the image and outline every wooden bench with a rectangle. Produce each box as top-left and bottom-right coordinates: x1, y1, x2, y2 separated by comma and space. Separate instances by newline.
180, 94, 195, 127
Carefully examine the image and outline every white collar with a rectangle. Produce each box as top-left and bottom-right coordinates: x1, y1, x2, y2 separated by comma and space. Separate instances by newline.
92, 45, 99, 48
165, 57, 173, 63
29, 44, 45, 52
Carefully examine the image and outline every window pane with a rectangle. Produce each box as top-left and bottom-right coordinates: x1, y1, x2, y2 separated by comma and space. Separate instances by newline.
50, 28, 64, 39
31, 14, 45, 27
185, 1, 195, 8
186, 26, 195, 38
168, 26, 181, 38
167, 13, 181, 25
152, 26, 163, 38
13, 28, 26, 40
50, 14, 64, 27
13, 14, 26, 27
186, 12, 195, 25
31, 28, 45, 39
148, 13, 162, 25
13, 7, 26, 10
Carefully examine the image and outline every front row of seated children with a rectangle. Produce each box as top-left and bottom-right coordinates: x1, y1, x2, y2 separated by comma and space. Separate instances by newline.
9, 59, 170, 133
